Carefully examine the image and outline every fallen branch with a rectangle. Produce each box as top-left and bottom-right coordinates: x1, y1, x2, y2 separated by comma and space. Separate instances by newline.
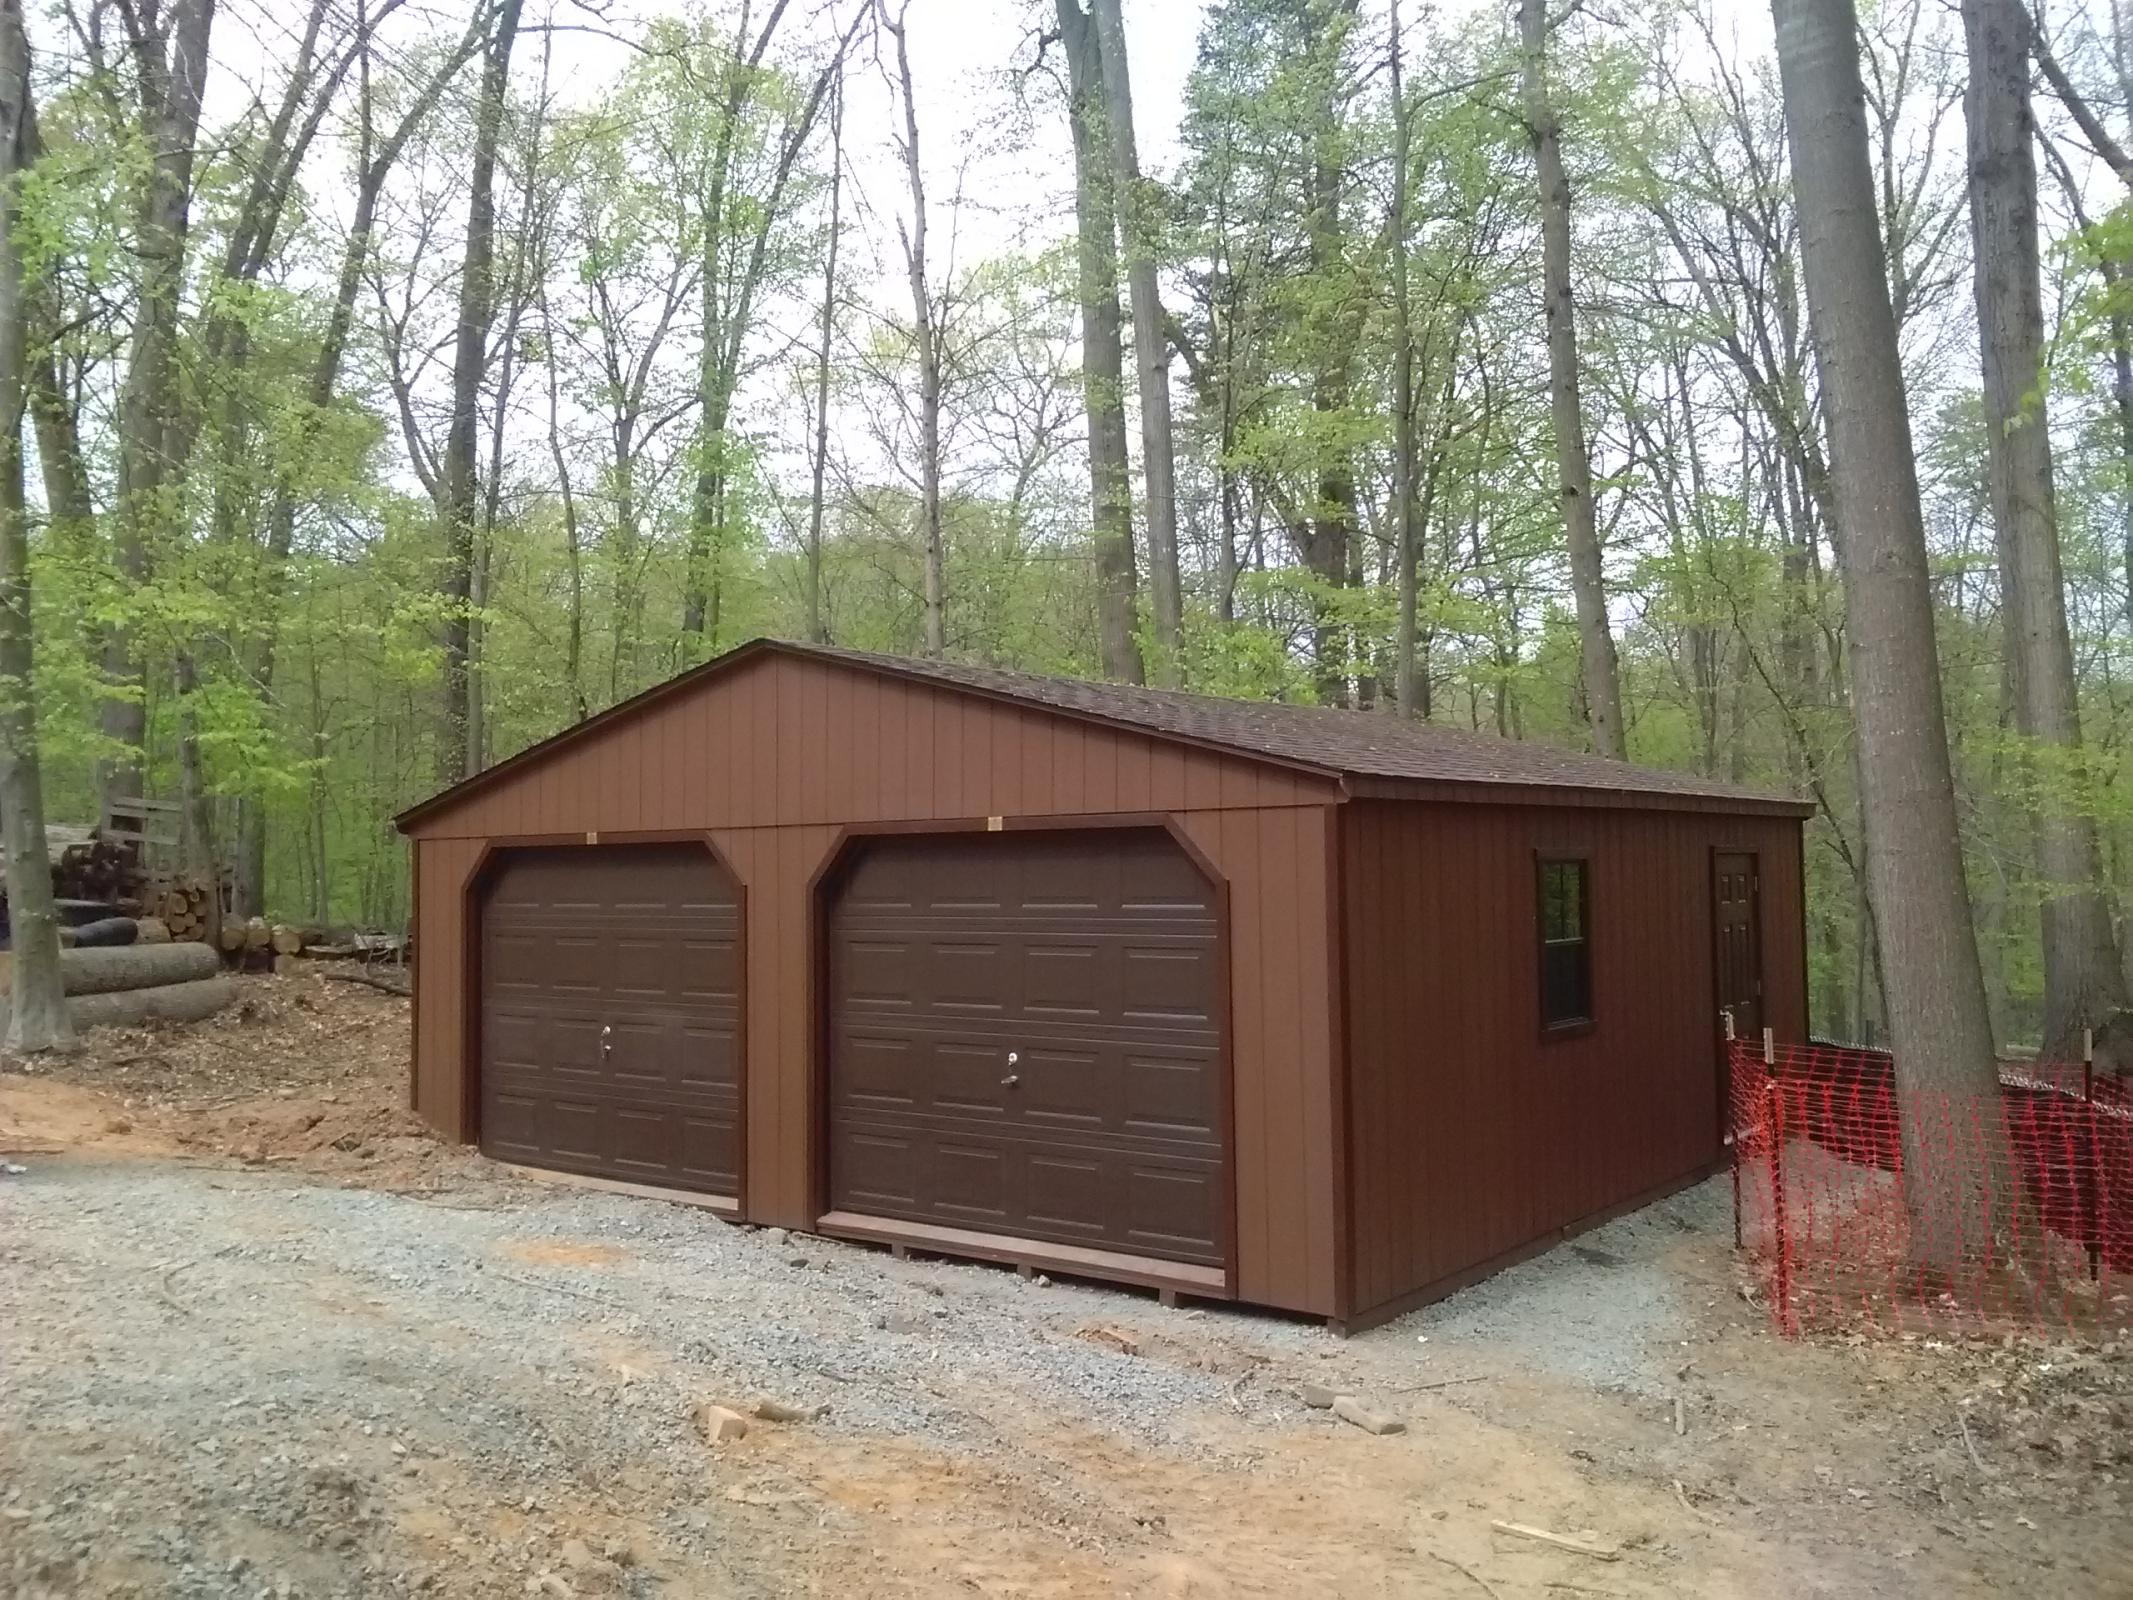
1958, 1411, 1985, 1473
1428, 1551, 1506, 1600
1394, 1374, 1491, 1394
1490, 1521, 1620, 1561
318, 967, 411, 997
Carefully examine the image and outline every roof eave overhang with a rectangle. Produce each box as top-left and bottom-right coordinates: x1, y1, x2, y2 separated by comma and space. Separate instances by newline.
1340, 773, 1816, 818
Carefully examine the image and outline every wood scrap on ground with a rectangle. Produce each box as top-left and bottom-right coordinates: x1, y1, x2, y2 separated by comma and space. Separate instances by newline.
1489, 1521, 1620, 1560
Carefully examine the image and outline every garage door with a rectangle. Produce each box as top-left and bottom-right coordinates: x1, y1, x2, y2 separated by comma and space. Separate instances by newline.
479, 844, 741, 1195
828, 829, 1228, 1268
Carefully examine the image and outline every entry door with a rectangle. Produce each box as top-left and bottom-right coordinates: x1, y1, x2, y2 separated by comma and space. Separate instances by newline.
827, 829, 1229, 1269
479, 844, 742, 1195
1713, 851, 1763, 1043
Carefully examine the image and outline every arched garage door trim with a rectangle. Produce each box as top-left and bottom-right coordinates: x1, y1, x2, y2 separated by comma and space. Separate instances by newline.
808, 813, 1235, 1297
462, 830, 747, 1209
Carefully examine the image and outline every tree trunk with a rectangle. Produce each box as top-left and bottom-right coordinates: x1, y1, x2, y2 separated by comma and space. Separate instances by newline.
1773, 0, 2012, 1271
1962, 0, 2129, 1056
100, 0, 217, 812
437, 0, 523, 788
1518, 0, 1624, 759
49, 942, 221, 995
0, 0, 69, 1055
1057, 0, 1142, 684
678, 3, 858, 660
805, 69, 844, 647
1089, 0, 1181, 684
1389, 0, 1420, 719
884, 1, 944, 658
236, 14, 484, 915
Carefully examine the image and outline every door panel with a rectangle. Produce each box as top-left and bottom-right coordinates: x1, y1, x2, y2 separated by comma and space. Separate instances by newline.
1713, 851, 1763, 1045
479, 844, 741, 1195
827, 829, 1229, 1268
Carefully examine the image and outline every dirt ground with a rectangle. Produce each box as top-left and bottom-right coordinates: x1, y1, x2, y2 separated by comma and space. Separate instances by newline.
2, 972, 2129, 1599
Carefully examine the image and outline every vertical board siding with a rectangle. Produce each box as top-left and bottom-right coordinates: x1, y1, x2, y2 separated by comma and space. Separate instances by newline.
1340, 800, 1807, 1319
405, 651, 1346, 1315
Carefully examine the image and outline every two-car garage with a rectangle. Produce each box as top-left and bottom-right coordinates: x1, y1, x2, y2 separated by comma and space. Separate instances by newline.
402, 636, 1809, 1326
472, 826, 1230, 1271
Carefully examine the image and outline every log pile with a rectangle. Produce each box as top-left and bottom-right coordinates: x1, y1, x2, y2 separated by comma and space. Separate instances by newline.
51, 835, 140, 903
153, 876, 220, 944
221, 919, 408, 970
0, 941, 235, 1034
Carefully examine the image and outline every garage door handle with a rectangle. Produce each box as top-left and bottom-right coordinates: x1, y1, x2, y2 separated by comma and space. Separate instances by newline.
1001, 1074, 1019, 1089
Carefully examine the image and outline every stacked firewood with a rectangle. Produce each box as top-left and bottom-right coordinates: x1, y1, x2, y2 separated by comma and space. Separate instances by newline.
153, 875, 220, 943
51, 836, 139, 903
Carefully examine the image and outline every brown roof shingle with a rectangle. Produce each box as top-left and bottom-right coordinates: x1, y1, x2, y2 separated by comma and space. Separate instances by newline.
396, 637, 1812, 829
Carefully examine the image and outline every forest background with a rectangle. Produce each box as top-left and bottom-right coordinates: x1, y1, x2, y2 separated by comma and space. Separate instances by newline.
9, 0, 2133, 1054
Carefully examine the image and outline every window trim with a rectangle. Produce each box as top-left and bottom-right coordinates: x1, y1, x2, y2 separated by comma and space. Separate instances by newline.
1536, 851, 1594, 1039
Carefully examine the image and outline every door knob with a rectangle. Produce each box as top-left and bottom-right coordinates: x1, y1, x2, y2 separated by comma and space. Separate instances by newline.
601, 1024, 612, 1058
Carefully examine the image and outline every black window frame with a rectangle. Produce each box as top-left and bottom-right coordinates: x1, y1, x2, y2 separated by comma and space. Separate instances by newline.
1537, 853, 1594, 1037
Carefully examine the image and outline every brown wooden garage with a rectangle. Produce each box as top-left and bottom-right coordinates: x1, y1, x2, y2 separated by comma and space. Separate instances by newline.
397, 638, 1809, 1327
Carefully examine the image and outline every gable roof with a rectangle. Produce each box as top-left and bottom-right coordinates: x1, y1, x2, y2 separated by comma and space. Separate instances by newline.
395, 637, 1812, 830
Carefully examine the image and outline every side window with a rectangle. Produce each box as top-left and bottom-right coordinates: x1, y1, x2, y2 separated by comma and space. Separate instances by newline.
1538, 856, 1592, 1032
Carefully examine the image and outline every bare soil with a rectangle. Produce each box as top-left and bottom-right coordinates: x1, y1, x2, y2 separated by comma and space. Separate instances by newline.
2, 971, 2128, 1598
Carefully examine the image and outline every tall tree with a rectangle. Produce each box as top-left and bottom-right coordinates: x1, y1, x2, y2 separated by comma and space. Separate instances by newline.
679, 2, 862, 659
1055, 0, 1142, 683
1088, 0, 1182, 683
804, 67, 845, 646
880, 0, 944, 656
234, 4, 494, 912
1773, 0, 2011, 1267
98, 0, 218, 810
1389, 0, 1420, 718
1962, 0, 2129, 1056
438, 0, 525, 786
0, 0, 70, 1054
1517, 0, 1624, 757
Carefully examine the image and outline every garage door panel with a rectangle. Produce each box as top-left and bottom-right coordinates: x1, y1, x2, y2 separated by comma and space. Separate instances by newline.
609, 1104, 678, 1174
1023, 940, 1102, 1015
1120, 944, 1218, 1024
1018, 1044, 1105, 1127
926, 1039, 1012, 1115
479, 845, 741, 1198
1124, 1166, 1221, 1259
837, 1031, 921, 1107
930, 1140, 1011, 1222
829, 830, 1228, 1270
1026, 1152, 1107, 1236
1122, 1050, 1222, 1140
836, 1128, 920, 1208
676, 1024, 740, 1089
678, 1114, 740, 1190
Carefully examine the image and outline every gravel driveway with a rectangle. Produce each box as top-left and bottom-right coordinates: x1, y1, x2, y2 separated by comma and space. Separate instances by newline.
4, 1018, 2127, 1600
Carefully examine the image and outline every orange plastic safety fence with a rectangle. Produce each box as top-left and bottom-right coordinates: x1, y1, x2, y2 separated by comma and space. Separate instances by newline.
1728, 1036, 2133, 1337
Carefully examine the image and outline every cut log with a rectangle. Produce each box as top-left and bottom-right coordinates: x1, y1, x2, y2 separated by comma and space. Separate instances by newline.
243, 916, 270, 952
65, 976, 236, 1031
270, 924, 303, 956
70, 917, 138, 949
56, 942, 223, 996
133, 916, 171, 945
0, 974, 236, 1036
